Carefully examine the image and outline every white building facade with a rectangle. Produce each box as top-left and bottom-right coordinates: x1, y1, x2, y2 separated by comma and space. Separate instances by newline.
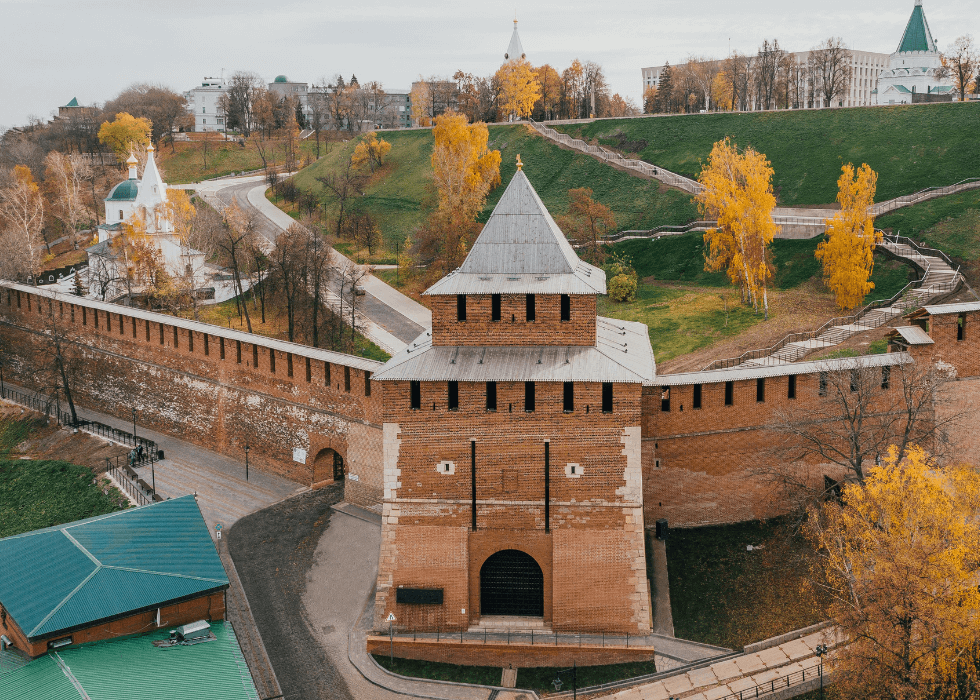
187, 78, 228, 132
874, 0, 954, 104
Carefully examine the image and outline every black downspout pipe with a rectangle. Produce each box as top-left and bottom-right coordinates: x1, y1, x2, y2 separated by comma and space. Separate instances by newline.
471, 440, 477, 530
544, 440, 550, 533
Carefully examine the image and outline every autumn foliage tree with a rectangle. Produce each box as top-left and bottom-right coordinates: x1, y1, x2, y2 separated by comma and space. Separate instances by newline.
97, 112, 152, 164
557, 187, 615, 265
495, 58, 541, 120
816, 163, 880, 310
0, 165, 46, 282
414, 112, 501, 275
351, 132, 392, 172
806, 446, 980, 700
699, 138, 778, 317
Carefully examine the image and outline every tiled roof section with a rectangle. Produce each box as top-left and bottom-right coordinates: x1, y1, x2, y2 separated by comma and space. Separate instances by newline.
891, 326, 934, 345
655, 352, 911, 387
425, 170, 606, 296
0, 622, 259, 700
897, 1, 937, 53
921, 301, 980, 315
373, 316, 655, 383
0, 496, 228, 640
106, 179, 138, 201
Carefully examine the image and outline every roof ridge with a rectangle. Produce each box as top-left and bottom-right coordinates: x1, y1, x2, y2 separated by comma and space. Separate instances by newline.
60, 529, 101, 566
52, 652, 91, 700
29, 565, 103, 636
100, 565, 227, 583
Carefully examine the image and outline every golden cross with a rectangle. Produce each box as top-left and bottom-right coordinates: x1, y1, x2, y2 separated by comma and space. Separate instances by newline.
516, 154, 523, 171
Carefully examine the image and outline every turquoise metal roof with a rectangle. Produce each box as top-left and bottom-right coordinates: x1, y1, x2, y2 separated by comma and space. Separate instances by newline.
65, 97, 79, 108
897, 3, 936, 53
106, 178, 138, 201
0, 623, 258, 700
0, 655, 81, 700
0, 496, 227, 640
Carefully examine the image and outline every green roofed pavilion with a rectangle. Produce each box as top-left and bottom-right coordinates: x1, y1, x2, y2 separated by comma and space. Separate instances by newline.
0, 495, 227, 649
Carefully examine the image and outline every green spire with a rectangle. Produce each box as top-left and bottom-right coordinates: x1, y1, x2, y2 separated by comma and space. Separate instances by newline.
897, 1, 937, 53
66, 97, 79, 107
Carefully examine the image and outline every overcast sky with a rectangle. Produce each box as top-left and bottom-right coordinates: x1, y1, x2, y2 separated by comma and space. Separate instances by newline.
0, 0, 974, 129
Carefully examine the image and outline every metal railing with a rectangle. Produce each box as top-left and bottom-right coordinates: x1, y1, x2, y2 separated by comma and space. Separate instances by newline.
702, 235, 962, 370
0, 385, 156, 455
106, 458, 158, 506
715, 659, 826, 700
382, 625, 649, 649
528, 118, 703, 194
873, 178, 980, 216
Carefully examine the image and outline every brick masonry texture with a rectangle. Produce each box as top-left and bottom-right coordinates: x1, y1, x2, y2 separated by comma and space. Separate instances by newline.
1, 591, 225, 658
430, 294, 597, 346
0, 284, 383, 506
364, 637, 656, 668
374, 375, 651, 634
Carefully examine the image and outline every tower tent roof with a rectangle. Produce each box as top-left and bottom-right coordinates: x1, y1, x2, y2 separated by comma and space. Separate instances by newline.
505, 20, 525, 61
897, 0, 937, 53
424, 168, 606, 296
65, 97, 79, 107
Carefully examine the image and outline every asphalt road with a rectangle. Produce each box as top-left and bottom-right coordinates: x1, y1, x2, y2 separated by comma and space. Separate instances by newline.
213, 182, 425, 346
228, 485, 355, 700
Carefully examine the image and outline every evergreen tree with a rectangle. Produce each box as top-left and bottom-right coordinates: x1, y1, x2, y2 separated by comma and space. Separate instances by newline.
72, 271, 86, 297
656, 63, 674, 113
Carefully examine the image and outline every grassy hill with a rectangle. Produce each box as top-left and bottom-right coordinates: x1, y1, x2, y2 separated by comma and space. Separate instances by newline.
554, 103, 980, 206
289, 125, 699, 252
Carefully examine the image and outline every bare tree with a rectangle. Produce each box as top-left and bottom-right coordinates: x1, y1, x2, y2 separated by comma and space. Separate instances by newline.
218, 201, 257, 331
44, 152, 93, 248
307, 80, 331, 157
769, 359, 960, 502
303, 223, 334, 348
219, 72, 263, 135
755, 39, 786, 110
944, 35, 978, 100
338, 260, 367, 348
810, 38, 853, 108
0, 166, 45, 282
33, 290, 82, 425
102, 84, 191, 152
316, 157, 365, 238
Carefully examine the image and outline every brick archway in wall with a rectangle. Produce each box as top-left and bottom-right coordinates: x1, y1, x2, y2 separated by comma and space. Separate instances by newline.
309, 437, 347, 489
468, 533, 552, 623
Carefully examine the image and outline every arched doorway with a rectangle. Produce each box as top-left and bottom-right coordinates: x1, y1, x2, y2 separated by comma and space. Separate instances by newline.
480, 550, 543, 617
312, 448, 344, 484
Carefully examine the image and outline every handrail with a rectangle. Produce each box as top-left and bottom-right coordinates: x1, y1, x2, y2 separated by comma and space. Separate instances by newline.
382, 625, 647, 650
713, 659, 827, 700
702, 234, 962, 370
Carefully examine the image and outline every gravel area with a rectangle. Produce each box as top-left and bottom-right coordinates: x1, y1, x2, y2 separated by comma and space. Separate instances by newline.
228, 485, 353, 700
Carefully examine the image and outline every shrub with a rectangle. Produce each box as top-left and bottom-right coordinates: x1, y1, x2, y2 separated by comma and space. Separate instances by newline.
609, 273, 637, 302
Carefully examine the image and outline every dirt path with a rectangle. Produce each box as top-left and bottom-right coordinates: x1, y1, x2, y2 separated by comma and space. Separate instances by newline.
228, 485, 354, 700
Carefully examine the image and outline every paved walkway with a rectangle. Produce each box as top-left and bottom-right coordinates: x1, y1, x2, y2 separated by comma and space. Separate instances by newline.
599, 627, 840, 700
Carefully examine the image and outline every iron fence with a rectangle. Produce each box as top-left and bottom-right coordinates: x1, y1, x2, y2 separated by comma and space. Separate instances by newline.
715, 659, 825, 700
382, 625, 648, 649
873, 178, 980, 216
106, 461, 152, 506
703, 235, 962, 370
0, 385, 156, 455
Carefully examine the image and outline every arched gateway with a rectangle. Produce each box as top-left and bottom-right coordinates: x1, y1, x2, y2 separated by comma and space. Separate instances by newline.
312, 448, 344, 484
479, 550, 544, 617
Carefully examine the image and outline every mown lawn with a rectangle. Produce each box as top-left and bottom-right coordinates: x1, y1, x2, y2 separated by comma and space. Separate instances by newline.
876, 188, 980, 262
373, 654, 658, 694
288, 125, 699, 253
0, 455, 127, 538
667, 519, 829, 650
157, 138, 322, 184
555, 103, 980, 206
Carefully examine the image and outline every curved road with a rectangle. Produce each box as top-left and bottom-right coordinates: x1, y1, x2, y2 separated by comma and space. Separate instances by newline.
210, 181, 425, 350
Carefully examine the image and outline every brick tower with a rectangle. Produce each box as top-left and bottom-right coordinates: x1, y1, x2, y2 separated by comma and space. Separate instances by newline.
373, 163, 654, 635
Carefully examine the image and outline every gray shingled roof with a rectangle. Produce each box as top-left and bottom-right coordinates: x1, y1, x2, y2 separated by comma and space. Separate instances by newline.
655, 352, 911, 387
373, 316, 655, 383
424, 170, 606, 296
921, 301, 980, 315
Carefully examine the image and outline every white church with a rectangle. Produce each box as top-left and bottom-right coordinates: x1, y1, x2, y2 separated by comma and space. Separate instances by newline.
86, 146, 231, 303
874, 0, 954, 104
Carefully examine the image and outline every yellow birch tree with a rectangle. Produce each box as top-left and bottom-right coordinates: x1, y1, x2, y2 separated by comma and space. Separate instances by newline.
351, 132, 392, 172
98, 112, 152, 163
806, 446, 980, 700
815, 163, 880, 310
495, 58, 541, 120
698, 138, 779, 317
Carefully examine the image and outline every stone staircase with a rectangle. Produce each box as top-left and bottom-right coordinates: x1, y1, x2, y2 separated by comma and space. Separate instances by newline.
468, 616, 552, 635
714, 237, 964, 370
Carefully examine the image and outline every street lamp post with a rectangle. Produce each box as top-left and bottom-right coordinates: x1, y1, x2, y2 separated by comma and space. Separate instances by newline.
815, 643, 828, 700
244, 444, 250, 482
132, 408, 137, 447
552, 663, 577, 699
150, 449, 156, 496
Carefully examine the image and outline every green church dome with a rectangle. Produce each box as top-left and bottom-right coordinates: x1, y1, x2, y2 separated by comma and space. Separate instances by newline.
106, 179, 138, 201
274, 75, 288, 83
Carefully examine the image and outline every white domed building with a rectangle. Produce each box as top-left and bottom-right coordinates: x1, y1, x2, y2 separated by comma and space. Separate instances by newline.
86, 146, 209, 302
874, 0, 954, 105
